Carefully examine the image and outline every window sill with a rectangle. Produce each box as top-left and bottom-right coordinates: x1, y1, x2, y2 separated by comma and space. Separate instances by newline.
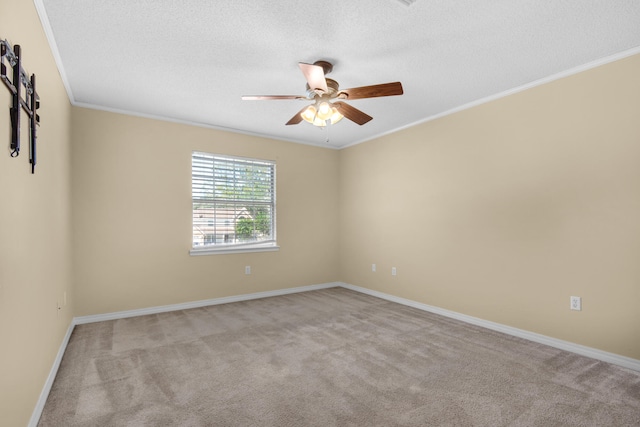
190, 243, 280, 256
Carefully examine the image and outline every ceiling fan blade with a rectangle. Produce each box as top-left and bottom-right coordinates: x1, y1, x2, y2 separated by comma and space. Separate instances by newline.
299, 62, 328, 93
285, 106, 308, 125
242, 95, 306, 100
339, 82, 404, 100
333, 101, 373, 125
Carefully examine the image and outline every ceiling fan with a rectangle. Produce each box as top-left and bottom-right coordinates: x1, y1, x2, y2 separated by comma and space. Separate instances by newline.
242, 61, 403, 127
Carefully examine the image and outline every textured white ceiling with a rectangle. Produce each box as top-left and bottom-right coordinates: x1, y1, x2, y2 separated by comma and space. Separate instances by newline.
37, 0, 640, 148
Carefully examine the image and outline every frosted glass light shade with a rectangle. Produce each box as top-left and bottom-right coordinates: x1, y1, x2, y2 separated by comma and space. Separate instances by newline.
316, 102, 333, 120
329, 107, 343, 124
301, 105, 317, 123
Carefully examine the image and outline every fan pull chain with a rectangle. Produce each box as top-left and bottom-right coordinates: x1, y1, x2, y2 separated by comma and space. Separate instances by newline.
323, 121, 330, 144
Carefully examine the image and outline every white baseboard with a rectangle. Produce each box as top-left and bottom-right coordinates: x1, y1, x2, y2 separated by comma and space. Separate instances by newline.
339, 282, 640, 372
28, 322, 75, 427
73, 282, 340, 325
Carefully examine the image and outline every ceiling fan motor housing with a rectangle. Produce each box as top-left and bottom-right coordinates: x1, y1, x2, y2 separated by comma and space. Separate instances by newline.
306, 78, 340, 99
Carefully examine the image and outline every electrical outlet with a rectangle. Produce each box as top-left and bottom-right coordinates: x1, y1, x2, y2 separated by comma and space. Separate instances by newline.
372, 263, 376, 272
245, 266, 251, 275
570, 296, 581, 311
391, 267, 397, 276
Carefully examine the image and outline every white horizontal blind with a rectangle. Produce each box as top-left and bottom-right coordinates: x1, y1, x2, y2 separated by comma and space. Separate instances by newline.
192, 152, 275, 249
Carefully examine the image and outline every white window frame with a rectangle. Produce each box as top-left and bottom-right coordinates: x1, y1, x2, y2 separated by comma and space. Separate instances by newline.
190, 152, 278, 256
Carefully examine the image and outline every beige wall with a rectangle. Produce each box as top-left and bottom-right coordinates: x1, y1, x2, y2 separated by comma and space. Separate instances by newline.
0, 0, 73, 425
339, 54, 640, 360
71, 108, 340, 316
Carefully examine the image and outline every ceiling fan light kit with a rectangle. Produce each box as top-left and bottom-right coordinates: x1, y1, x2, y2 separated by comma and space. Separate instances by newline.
242, 60, 403, 128
300, 101, 344, 127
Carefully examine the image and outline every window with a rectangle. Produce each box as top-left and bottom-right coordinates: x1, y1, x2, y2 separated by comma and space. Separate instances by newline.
191, 152, 277, 255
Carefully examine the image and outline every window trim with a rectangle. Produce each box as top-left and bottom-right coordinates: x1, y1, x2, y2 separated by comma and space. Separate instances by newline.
190, 152, 278, 256
189, 241, 280, 256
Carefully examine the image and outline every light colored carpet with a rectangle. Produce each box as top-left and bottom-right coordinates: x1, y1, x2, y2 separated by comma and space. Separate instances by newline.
39, 288, 640, 426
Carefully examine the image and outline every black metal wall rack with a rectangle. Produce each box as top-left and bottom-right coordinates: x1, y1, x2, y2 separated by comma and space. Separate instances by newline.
1, 38, 41, 173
